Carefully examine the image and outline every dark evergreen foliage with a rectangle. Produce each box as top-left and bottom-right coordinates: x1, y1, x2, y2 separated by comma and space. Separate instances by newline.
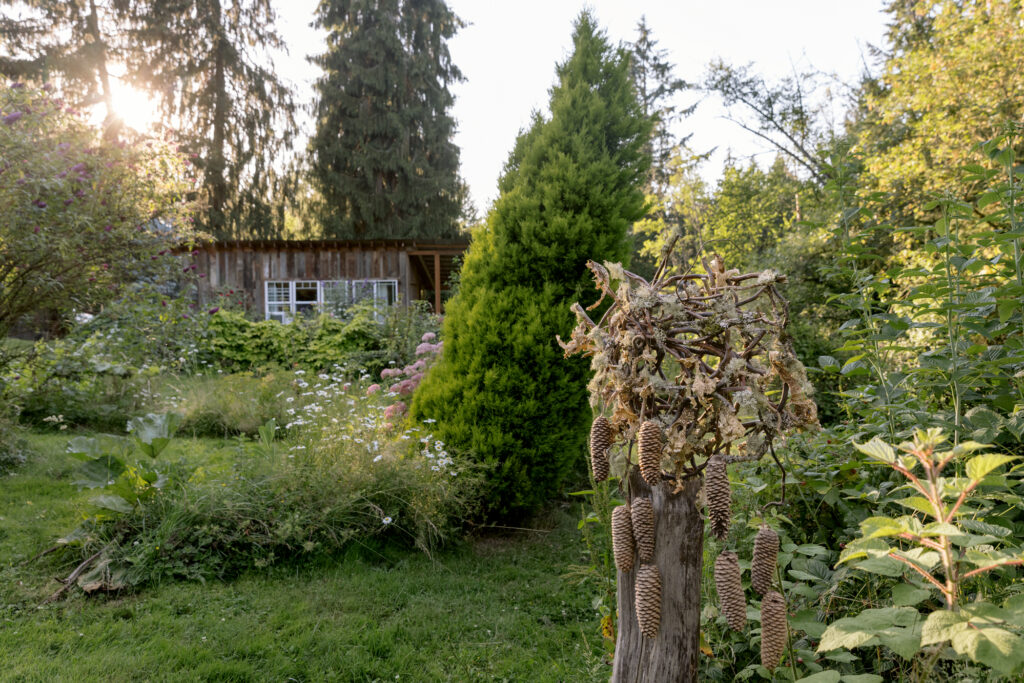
411, 11, 651, 520
309, 0, 463, 240
0, 0, 296, 239
0, 0, 122, 133
124, 0, 296, 239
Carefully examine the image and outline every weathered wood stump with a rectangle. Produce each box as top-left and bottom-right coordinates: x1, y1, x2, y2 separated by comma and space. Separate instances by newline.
611, 471, 703, 683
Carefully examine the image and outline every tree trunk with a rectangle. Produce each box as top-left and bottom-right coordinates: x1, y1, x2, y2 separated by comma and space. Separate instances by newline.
611, 470, 703, 683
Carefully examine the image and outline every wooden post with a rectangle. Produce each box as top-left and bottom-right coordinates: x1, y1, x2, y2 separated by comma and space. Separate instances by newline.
433, 252, 442, 313
612, 470, 703, 683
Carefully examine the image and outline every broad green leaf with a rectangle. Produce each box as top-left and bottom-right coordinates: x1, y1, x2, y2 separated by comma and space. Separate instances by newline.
860, 517, 908, 539
963, 547, 1022, 569
128, 412, 182, 458
949, 627, 1024, 674
90, 494, 133, 514
65, 436, 103, 461
998, 298, 1020, 323
854, 438, 896, 463
1002, 594, 1024, 622
894, 496, 937, 516
791, 609, 827, 638
841, 676, 883, 683
838, 538, 891, 565
72, 456, 127, 489
893, 547, 940, 572
920, 522, 960, 537
891, 584, 931, 607
795, 672, 840, 683
818, 607, 923, 660
921, 609, 969, 645
966, 454, 1016, 482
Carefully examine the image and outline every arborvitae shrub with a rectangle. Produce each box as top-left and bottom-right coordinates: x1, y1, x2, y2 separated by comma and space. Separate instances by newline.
410, 11, 650, 519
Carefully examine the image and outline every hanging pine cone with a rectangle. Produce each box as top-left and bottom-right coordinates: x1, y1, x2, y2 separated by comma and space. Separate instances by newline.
611, 505, 635, 573
751, 525, 780, 595
635, 564, 662, 639
760, 591, 787, 671
589, 416, 612, 482
714, 551, 746, 632
637, 420, 663, 485
705, 455, 731, 540
631, 497, 655, 563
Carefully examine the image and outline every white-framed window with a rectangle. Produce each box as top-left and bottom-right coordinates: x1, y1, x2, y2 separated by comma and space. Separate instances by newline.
264, 280, 398, 322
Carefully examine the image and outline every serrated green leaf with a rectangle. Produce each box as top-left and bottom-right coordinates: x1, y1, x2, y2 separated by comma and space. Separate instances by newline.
854, 438, 896, 463
950, 627, 1024, 674
818, 607, 922, 660
90, 494, 133, 514
921, 609, 969, 645
72, 456, 127, 489
860, 517, 909, 539
894, 496, 938, 516
966, 454, 1016, 482
891, 584, 931, 607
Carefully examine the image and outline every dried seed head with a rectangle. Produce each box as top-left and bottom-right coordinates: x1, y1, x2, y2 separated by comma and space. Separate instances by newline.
760, 591, 787, 671
611, 505, 635, 573
705, 455, 731, 540
637, 421, 663, 485
635, 564, 662, 639
631, 497, 655, 563
714, 551, 746, 632
751, 525, 780, 596
589, 416, 612, 482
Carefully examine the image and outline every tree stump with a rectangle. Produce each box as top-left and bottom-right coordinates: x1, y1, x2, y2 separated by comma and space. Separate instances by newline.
611, 470, 703, 683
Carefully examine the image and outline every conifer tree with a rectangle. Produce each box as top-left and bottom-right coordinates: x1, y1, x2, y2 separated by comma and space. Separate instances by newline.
0, 0, 122, 135
309, 0, 463, 240
0, 0, 296, 238
124, 0, 296, 239
411, 11, 651, 519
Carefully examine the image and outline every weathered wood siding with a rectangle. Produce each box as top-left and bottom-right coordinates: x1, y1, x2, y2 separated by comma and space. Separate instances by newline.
187, 240, 466, 315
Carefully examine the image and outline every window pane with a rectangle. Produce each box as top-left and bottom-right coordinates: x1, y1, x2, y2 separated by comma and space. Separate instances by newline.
295, 282, 317, 303
268, 303, 291, 323
377, 281, 397, 306
352, 281, 374, 302
267, 282, 290, 303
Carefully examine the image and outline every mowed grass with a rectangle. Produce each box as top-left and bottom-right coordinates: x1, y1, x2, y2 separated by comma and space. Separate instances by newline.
0, 432, 607, 682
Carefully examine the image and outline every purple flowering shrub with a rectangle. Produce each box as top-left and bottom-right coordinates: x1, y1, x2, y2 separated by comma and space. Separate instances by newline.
0, 82, 196, 341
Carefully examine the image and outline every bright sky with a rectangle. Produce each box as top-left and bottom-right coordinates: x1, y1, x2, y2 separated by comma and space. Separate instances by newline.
274, 1, 890, 213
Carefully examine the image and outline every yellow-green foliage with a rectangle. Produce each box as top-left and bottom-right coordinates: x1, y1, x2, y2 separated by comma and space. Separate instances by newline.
411, 12, 651, 519
204, 308, 384, 371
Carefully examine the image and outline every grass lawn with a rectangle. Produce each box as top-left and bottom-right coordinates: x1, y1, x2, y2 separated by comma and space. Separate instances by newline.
0, 432, 607, 682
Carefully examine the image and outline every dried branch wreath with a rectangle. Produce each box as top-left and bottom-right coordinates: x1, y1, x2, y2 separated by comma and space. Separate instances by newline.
559, 246, 818, 501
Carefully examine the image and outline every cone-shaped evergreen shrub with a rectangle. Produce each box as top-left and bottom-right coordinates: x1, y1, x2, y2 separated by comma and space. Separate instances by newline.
410, 11, 650, 519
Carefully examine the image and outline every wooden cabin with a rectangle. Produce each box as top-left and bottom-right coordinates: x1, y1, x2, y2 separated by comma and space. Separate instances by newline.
188, 239, 468, 321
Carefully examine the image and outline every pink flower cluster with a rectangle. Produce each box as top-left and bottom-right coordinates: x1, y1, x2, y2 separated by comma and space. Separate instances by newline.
378, 332, 443, 420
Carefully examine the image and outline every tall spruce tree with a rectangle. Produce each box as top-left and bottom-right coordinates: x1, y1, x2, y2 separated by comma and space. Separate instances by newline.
309, 0, 463, 240
124, 0, 296, 239
630, 16, 689, 192
410, 11, 651, 519
0, 0, 296, 238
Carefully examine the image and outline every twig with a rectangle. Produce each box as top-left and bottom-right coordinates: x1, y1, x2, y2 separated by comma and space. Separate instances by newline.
40, 548, 105, 605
